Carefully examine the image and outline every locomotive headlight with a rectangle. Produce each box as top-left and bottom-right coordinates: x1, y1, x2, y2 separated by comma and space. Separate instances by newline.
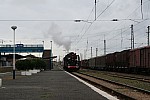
76, 66, 79, 68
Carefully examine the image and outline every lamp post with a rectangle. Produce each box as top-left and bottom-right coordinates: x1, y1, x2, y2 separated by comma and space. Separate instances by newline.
50, 41, 52, 52
50, 41, 53, 69
0, 39, 4, 44
11, 26, 17, 79
42, 41, 44, 47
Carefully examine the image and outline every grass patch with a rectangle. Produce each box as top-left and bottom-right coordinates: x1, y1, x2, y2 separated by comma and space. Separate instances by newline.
79, 70, 150, 91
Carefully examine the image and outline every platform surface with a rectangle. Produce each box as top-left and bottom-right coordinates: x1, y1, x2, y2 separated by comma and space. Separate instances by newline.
0, 68, 109, 100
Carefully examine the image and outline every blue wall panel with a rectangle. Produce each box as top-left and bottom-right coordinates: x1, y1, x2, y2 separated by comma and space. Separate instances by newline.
0, 44, 44, 53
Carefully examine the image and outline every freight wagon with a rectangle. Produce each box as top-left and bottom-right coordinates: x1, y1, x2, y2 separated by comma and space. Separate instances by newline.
129, 46, 150, 73
81, 46, 150, 74
81, 59, 89, 69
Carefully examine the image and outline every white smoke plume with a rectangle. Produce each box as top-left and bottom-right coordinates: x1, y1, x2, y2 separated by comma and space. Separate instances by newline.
46, 23, 71, 51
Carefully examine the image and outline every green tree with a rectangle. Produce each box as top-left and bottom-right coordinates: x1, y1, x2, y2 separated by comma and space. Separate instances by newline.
16, 58, 46, 70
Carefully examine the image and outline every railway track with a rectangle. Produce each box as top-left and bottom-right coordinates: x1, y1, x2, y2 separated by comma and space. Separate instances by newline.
86, 70, 150, 83
100, 72, 150, 83
79, 69, 150, 89
72, 72, 150, 100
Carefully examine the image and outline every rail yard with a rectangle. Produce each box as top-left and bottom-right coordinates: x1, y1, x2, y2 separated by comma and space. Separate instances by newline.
1, 1, 150, 100
72, 69, 150, 100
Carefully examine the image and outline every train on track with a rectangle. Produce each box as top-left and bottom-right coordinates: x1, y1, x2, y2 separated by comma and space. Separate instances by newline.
81, 46, 150, 74
63, 52, 80, 72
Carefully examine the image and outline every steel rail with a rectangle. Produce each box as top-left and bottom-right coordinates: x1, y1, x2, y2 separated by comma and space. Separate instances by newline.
71, 72, 136, 100
99, 72, 150, 83
77, 72, 150, 94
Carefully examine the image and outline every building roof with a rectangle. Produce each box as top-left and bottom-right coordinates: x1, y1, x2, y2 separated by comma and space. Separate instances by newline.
1, 54, 25, 59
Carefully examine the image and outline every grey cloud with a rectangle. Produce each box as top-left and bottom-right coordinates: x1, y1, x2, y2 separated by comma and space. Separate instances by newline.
10, 0, 47, 5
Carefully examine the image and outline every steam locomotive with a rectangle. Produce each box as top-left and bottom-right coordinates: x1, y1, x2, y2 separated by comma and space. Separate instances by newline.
63, 52, 80, 72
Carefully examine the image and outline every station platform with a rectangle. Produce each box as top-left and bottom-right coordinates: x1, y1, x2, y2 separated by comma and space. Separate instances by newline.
0, 67, 117, 100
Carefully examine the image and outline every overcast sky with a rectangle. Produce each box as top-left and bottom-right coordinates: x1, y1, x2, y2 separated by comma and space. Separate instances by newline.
0, 0, 150, 60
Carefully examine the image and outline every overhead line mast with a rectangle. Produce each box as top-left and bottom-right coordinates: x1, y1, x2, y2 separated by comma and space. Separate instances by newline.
147, 26, 150, 46
104, 35, 106, 55
131, 25, 134, 49
95, 0, 97, 20
141, 0, 143, 19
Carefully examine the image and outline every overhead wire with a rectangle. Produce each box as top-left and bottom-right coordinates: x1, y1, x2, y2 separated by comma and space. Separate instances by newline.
104, 0, 150, 52
89, 0, 150, 56
0, 19, 76, 21
2, 0, 147, 56
106, 19, 148, 49
72, 6, 95, 47
105, 0, 149, 38
96, 0, 115, 19
74, 0, 116, 47
77, 0, 116, 58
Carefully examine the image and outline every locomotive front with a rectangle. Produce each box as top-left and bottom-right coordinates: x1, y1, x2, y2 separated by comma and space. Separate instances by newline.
63, 52, 80, 72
